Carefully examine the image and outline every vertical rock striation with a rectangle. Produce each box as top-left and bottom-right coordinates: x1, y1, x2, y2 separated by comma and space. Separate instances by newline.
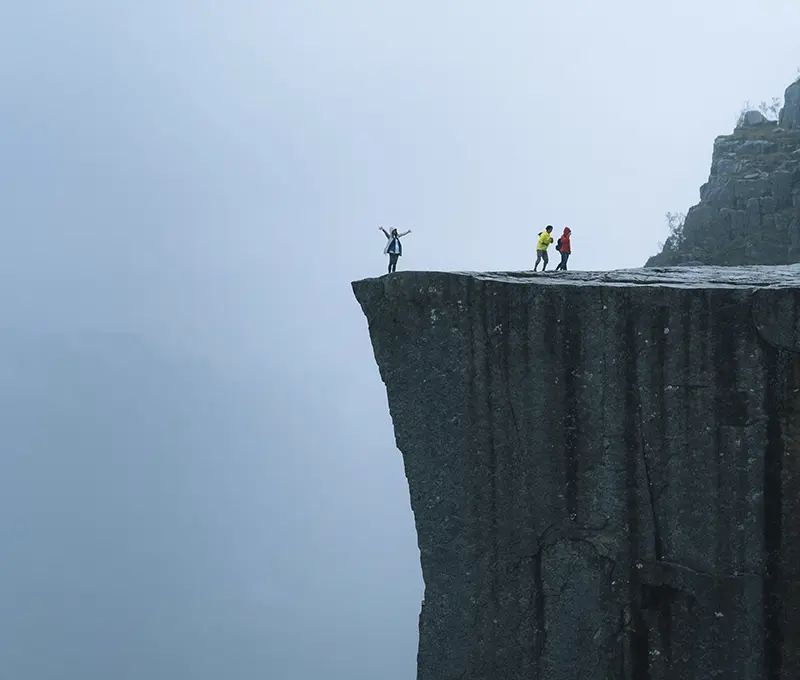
353, 267, 800, 680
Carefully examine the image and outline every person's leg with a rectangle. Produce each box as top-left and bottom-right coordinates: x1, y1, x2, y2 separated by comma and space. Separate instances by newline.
389, 254, 399, 272
542, 250, 549, 270
388, 256, 393, 274
534, 251, 542, 271
555, 254, 563, 271
563, 252, 569, 270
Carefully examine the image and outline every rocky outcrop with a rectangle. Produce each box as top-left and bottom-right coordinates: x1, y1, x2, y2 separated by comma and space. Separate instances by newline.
646, 79, 800, 267
780, 80, 800, 131
353, 267, 800, 680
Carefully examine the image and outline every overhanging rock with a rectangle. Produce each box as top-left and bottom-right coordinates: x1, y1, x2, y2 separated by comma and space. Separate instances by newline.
353, 266, 800, 680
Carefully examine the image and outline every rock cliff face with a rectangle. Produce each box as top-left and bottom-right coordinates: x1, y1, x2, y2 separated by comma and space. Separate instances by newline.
780, 79, 800, 131
353, 267, 800, 680
646, 79, 800, 267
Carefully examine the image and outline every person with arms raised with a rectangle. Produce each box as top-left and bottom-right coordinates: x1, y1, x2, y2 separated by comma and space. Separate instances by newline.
379, 226, 411, 274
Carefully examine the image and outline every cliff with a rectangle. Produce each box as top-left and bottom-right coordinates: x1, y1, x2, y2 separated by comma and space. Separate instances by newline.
646, 79, 800, 267
353, 267, 800, 680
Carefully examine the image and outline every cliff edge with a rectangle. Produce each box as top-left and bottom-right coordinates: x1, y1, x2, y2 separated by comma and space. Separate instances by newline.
646, 79, 800, 267
353, 267, 800, 680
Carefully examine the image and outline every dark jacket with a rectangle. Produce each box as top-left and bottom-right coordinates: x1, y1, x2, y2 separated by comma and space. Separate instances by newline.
382, 228, 409, 256
387, 236, 402, 256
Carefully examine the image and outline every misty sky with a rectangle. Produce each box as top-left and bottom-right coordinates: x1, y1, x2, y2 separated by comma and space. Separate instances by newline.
0, 2, 798, 679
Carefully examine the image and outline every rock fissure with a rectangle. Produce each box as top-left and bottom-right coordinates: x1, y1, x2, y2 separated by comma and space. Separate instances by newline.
762, 348, 785, 680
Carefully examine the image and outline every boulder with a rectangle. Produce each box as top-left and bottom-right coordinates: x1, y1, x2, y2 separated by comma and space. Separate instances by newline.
738, 110, 768, 127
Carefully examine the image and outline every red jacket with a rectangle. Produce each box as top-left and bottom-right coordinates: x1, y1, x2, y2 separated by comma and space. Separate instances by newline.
558, 227, 572, 254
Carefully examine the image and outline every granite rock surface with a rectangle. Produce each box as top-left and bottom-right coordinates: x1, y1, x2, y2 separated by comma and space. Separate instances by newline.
646, 79, 800, 267
354, 267, 800, 680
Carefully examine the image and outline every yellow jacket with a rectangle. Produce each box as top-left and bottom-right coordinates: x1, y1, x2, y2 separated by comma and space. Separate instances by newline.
537, 231, 554, 251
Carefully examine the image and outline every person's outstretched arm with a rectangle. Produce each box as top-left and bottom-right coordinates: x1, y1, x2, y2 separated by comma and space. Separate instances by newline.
398, 229, 412, 237
378, 226, 390, 239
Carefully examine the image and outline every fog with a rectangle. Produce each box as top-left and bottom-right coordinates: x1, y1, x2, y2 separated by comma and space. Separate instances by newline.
0, 1, 798, 678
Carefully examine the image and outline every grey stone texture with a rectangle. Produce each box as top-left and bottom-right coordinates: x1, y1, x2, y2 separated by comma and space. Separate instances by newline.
779, 79, 800, 131
647, 80, 800, 267
353, 266, 800, 680
738, 110, 768, 127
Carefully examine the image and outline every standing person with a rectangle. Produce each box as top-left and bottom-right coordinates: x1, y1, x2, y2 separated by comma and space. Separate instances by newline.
379, 226, 411, 273
555, 226, 572, 271
534, 225, 554, 271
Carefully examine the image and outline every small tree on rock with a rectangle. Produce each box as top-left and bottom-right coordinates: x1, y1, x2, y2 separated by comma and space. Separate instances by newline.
758, 97, 782, 121
663, 211, 686, 252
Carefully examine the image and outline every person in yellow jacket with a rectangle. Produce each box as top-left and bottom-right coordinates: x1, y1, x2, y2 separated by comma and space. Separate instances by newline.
534, 225, 554, 271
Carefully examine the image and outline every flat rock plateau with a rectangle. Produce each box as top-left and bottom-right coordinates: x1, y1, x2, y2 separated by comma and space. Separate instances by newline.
354, 266, 800, 680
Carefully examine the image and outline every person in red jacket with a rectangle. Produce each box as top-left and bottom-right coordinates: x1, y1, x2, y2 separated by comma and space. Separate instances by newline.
555, 227, 572, 271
